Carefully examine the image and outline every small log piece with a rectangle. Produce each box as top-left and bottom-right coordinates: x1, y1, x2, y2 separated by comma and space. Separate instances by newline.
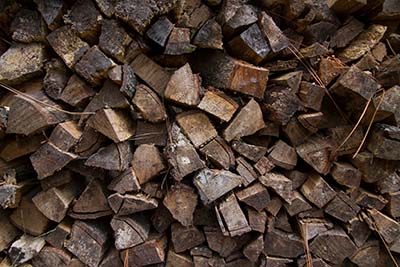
49, 121, 82, 152
110, 215, 150, 250
171, 223, 205, 253
236, 183, 270, 212
99, 19, 132, 63
146, 16, 174, 47
199, 136, 235, 170
259, 172, 293, 204
300, 173, 336, 208
108, 192, 158, 215
198, 88, 238, 122
131, 144, 166, 185
268, 140, 297, 170
133, 83, 167, 123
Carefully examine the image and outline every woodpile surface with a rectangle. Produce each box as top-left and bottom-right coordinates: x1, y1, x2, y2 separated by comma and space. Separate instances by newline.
0, 0, 400, 266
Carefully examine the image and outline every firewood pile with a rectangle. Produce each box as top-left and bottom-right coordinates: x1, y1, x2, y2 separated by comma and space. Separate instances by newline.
1, 0, 400, 266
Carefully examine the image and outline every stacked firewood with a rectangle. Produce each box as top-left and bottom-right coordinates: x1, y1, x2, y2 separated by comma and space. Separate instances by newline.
0, 0, 400, 266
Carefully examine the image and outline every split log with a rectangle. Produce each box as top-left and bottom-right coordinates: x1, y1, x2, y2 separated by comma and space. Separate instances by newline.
247, 209, 267, 233
223, 5, 258, 37
231, 139, 267, 162
298, 81, 325, 111
8, 234, 45, 265
108, 192, 158, 215
99, 19, 132, 63
364, 208, 400, 245
152, 204, 174, 234
0, 134, 44, 162
374, 85, 400, 125
135, 121, 167, 146
264, 228, 304, 258
107, 167, 140, 194
216, 193, 251, 237
171, 223, 205, 252
355, 189, 388, 210
376, 172, 400, 194
223, 99, 265, 142
176, 111, 218, 148
259, 172, 293, 204
47, 25, 90, 69
236, 157, 258, 186
65, 220, 110, 267
49, 121, 82, 151
254, 156, 275, 176
199, 136, 235, 170
132, 84, 167, 123
327, 0, 367, 15
0, 211, 20, 252
271, 71, 303, 93
236, 183, 270, 212
85, 142, 131, 171
74, 125, 107, 157
120, 64, 137, 99
350, 240, 380, 267
198, 89, 238, 122
166, 250, 194, 267
30, 142, 77, 179
367, 123, 400, 160
110, 215, 150, 250
124, 234, 167, 266
131, 144, 166, 184
163, 183, 198, 226
193, 18, 223, 49
164, 123, 205, 181
44, 219, 72, 249
204, 226, 236, 257
263, 86, 300, 125
146, 17, 174, 47
32, 245, 72, 267
330, 161, 362, 189
99, 247, 123, 267
283, 191, 312, 217
193, 169, 242, 204
164, 63, 201, 107
387, 191, 400, 218
259, 11, 290, 53
94, 0, 115, 18
324, 192, 360, 222
243, 235, 264, 263
268, 140, 297, 170
43, 58, 69, 100
318, 57, 346, 86
165, 27, 196, 55
300, 173, 336, 208
87, 108, 135, 143
34, 0, 66, 31
59, 75, 96, 108
191, 50, 269, 98
376, 55, 400, 88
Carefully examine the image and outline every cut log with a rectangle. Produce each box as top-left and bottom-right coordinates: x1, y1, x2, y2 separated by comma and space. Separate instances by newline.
166, 250, 194, 267
198, 89, 238, 122
367, 123, 400, 160
364, 208, 400, 245
65, 220, 110, 267
310, 228, 357, 265
298, 81, 325, 111
135, 121, 167, 146
85, 142, 131, 171
32, 182, 81, 222
165, 27, 196, 55
236, 157, 258, 186
74, 46, 116, 86
264, 228, 304, 258
355, 189, 388, 210
152, 203, 174, 234
259, 172, 293, 204
74, 125, 107, 157
223, 99, 265, 142
34, 0, 66, 31
300, 173, 336, 208
120, 64, 137, 99
124, 234, 167, 266
204, 226, 236, 257
223, 5, 258, 37
8, 234, 45, 265
131, 144, 166, 184
337, 24, 387, 63
87, 108, 135, 143
228, 23, 270, 65
99, 247, 123, 267
191, 50, 269, 98
63, 0, 102, 44
164, 63, 201, 107
243, 235, 263, 263
324, 192, 360, 223
94, 0, 115, 18
376, 172, 400, 194
268, 140, 297, 170
350, 240, 380, 267
376, 56, 400, 88
236, 183, 270, 212
0, 43, 46, 85
0, 134, 44, 162
247, 208, 267, 233
176, 111, 218, 148
387, 191, 400, 218
283, 191, 312, 217
130, 53, 171, 96
0, 211, 20, 252
110, 215, 150, 250
108, 167, 140, 194
263, 86, 300, 125
108, 192, 158, 215
327, 0, 367, 15
164, 123, 205, 181
330, 161, 362, 189
49, 121, 82, 151
44, 219, 72, 249
231, 139, 267, 162
199, 136, 235, 170
171, 223, 205, 253
193, 18, 223, 49
30, 142, 77, 179
216, 193, 251, 237
99, 19, 132, 63
59, 75, 96, 108
193, 169, 242, 204
43, 58, 69, 100
32, 245, 72, 267
259, 11, 290, 53
132, 83, 167, 123
254, 156, 275, 176
146, 16, 174, 47
47, 25, 90, 69
374, 85, 400, 125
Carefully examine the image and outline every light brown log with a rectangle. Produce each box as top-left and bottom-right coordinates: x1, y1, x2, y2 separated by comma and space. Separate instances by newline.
133, 84, 167, 123
131, 144, 166, 185
110, 215, 150, 250
259, 172, 293, 204
300, 173, 336, 208
49, 121, 82, 151
85, 142, 132, 171
199, 136, 235, 170
197, 88, 238, 122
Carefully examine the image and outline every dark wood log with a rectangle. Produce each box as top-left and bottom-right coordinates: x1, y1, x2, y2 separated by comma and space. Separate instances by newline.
236, 183, 270, 212
243, 235, 263, 263
133, 84, 167, 123
264, 228, 303, 258
303, 21, 338, 45
65, 220, 110, 267
337, 24, 387, 63
236, 157, 258, 186
376, 172, 400, 194
87, 108, 135, 143
268, 140, 297, 170
30, 142, 77, 179
223, 5, 258, 37
34, 0, 66, 31
271, 71, 303, 93
387, 191, 400, 218
231, 139, 267, 162
99, 247, 123, 267
198, 88, 238, 122
191, 50, 269, 98
300, 172, 336, 208
10, 190, 52, 236
32, 245, 72, 267
364, 208, 400, 246
193, 18, 223, 49
375, 55, 400, 88
283, 191, 312, 217
74, 46, 116, 86
298, 81, 325, 111
44, 219, 72, 249
110, 215, 150, 250
130, 53, 171, 96
324, 192, 360, 223
265, 59, 299, 73
228, 23, 270, 65
216, 193, 251, 237
223, 99, 265, 142
124, 234, 167, 266
46, 25, 90, 69
74, 125, 107, 157
199, 136, 235, 170
165, 27, 196, 55
327, 125, 364, 156
151, 203, 174, 233
266, 197, 283, 217
59, 75, 96, 108
171, 223, 205, 253
164, 123, 205, 181
354, 189, 388, 210
94, 0, 115, 18
259, 11, 290, 54
330, 161, 362, 189
0, 134, 44, 162
374, 85, 400, 126
318, 57, 346, 86
70, 179, 112, 219
367, 123, 400, 160
164, 63, 201, 107
166, 250, 194, 267
204, 227, 236, 257
49, 121, 82, 152
254, 156, 275, 176
32, 182, 81, 222
120, 64, 137, 99
193, 168, 242, 204
108, 192, 158, 215
146, 16, 174, 47
108, 167, 140, 194
63, 0, 102, 44
43, 58, 69, 100
0, 211, 20, 252
345, 216, 371, 247
263, 86, 300, 125
85, 142, 131, 171
310, 228, 357, 265
163, 183, 198, 226
131, 144, 166, 184
99, 19, 132, 63
135, 121, 167, 146
247, 208, 266, 233
259, 172, 293, 204
176, 111, 218, 148
327, 0, 367, 15
8, 234, 46, 265
350, 240, 380, 267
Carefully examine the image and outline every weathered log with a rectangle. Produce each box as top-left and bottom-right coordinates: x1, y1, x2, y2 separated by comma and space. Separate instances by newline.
132, 83, 167, 123
198, 88, 238, 122
49, 121, 82, 152
146, 17, 174, 47
34, 0, 66, 31
268, 140, 297, 170
199, 136, 235, 170
193, 18, 223, 49
124, 234, 168, 266
236, 183, 270, 212
99, 19, 132, 63
110, 215, 150, 250
44, 219, 72, 249
43, 57, 69, 100
236, 157, 258, 186
263, 86, 300, 125
165, 27, 196, 55
8, 234, 45, 265
131, 144, 166, 185
0, 211, 20, 252
259, 172, 293, 204
108, 192, 158, 215
59, 75, 96, 108
231, 139, 267, 162
300, 173, 336, 208
32, 245, 72, 267
264, 228, 304, 258
254, 156, 276, 176
171, 223, 205, 253
0, 134, 44, 162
